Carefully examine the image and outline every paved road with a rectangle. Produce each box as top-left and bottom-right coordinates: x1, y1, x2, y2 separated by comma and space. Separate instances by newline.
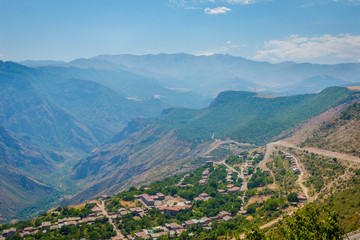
345, 232, 360, 240
97, 200, 124, 239
277, 141, 360, 164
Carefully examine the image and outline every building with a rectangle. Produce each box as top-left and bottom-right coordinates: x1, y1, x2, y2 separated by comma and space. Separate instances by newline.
2, 228, 16, 238
41, 221, 51, 229
156, 192, 165, 200
219, 211, 231, 218
217, 189, 226, 194
184, 220, 196, 228
141, 194, 155, 206
164, 206, 182, 216
298, 194, 308, 202
165, 222, 182, 230
228, 187, 241, 193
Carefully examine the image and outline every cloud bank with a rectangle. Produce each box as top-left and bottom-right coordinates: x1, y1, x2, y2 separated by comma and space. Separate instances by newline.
254, 34, 360, 62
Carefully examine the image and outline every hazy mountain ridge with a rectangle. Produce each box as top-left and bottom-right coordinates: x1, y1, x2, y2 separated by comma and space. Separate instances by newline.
20, 54, 360, 98
91, 54, 360, 95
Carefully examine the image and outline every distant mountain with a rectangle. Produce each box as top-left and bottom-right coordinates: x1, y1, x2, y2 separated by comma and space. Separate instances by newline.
91, 54, 360, 96
20, 60, 210, 109
68, 87, 360, 204
21, 54, 360, 98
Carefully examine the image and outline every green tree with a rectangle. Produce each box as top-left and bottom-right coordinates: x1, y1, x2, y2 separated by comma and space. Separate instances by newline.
287, 192, 299, 202
278, 203, 343, 239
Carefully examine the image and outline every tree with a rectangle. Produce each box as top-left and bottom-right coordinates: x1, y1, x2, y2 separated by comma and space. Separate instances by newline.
278, 203, 343, 240
246, 204, 257, 215
287, 192, 299, 202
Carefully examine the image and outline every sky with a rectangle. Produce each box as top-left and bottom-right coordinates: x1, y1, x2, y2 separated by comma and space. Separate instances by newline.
0, 0, 359, 64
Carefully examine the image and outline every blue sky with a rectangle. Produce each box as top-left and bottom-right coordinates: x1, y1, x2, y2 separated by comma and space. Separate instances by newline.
0, 0, 359, 63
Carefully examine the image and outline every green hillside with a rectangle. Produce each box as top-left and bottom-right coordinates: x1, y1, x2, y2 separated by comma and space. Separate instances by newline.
155, 87, 356, 144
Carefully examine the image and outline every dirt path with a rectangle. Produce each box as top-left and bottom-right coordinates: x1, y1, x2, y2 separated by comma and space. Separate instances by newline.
279, 149, 309, 202
97, 200, 124, 239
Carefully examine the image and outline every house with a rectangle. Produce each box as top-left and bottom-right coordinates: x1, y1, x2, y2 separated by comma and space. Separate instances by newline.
24, 227, 33, 232
111, 236, 125, 240
238, 210, 247, 215
101, 195, 110, 199
227, 184, 235, 188
184, 220, 196, 228
164, 206, 182, 216
41, 221, 51, 229
200, 217, 212, 224
67, 221, 77, 226
91, 206, 101, 213
202, 169, 210, 176
134, 231, 149, 239
84, 217, 96, 223
127, 235, 135, 240
217, 189, 226, 194
199, 193, 209, 198
219, 211, 231, 218
141, 194, 155, 206
87, 200, 97, 205
228, 187, 241, 193
199, 179, 206, 184
222, 215, 232, 222
156, 193, 165, 200
298, 194, 308, 202
150, 230, 170, 238
165, 222, 182, 230
2, 228, 16, 238
50, 225, 59, 231
19, 231, 31, 238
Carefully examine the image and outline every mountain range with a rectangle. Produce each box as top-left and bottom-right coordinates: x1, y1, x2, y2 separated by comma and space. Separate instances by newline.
1, 53, 360, 222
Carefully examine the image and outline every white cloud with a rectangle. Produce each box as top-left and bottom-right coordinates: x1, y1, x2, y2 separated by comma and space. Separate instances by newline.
204, 6, 231, 14
224, 0, 256, 4
253, 34, 360, 62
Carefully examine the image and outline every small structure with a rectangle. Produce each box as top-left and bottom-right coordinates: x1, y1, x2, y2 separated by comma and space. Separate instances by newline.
218, 211, 231, 218
298, 194, 308, 202
228, 187, 241, 193
2, 228, 16, 238
184, 220, 196, 228
166, 222, 182, 230
222, 215, 233, 222
134, 231, 149, 239
217, 189, 226, 194
141, 194, 155, 206
41, 221, 51, 229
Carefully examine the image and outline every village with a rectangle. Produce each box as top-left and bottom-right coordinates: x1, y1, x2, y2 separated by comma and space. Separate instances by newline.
0, 150, 309, 240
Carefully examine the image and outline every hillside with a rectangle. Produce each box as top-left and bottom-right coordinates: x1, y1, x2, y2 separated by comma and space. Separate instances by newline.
0, 126, 59, 223
0, 61, 174, 223
295, 101, 360, 157
69, 87, 360, 205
